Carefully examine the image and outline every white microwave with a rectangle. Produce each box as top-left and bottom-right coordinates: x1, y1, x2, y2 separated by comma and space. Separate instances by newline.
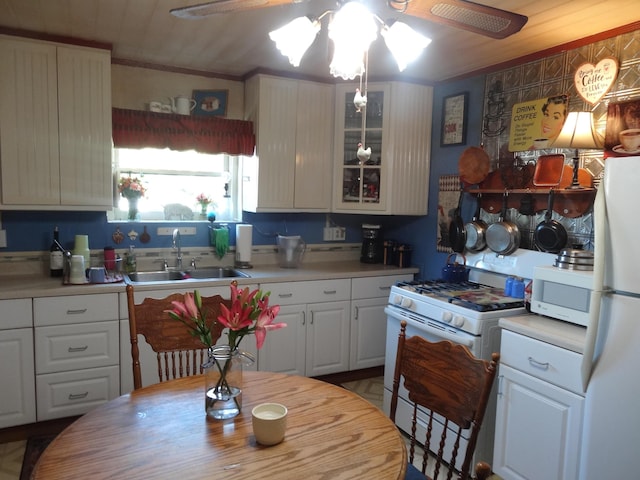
531, 265, 595, 327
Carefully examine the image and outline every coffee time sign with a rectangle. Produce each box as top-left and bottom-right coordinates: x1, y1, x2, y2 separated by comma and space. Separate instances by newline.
574, 57, 618, 105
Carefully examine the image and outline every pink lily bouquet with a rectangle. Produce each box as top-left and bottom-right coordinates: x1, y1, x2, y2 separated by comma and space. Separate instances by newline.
165, 280, 285, 351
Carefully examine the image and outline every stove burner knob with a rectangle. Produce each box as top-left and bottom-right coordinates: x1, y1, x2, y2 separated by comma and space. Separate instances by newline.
451, 315, 465, 328
392, 294, 403, 305
400, 297, 413, 309
442, 311, 453, 323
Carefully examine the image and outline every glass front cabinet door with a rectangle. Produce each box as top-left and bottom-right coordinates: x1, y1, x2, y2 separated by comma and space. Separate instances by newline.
333, 82, 432, 215
333, 83, 390, 212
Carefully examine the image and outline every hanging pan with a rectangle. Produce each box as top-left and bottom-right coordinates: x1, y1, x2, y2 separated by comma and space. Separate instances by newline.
534, 189, 568, 253
448, 189, 466, 253
486, 192, 520, 256
464, 193, 488, 252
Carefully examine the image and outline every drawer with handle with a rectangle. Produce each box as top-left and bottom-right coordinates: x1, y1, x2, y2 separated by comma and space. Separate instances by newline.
500, 329, 583, 395
34, 293, 118, 326
34, 321, 119, 373
36, 365, 120, 421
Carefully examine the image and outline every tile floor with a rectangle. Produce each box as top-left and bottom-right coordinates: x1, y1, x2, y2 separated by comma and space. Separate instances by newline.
0, 376, 430, 480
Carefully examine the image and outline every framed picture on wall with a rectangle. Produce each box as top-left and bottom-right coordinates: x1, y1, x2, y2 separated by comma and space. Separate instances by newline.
193, 90, 228, 116
441, 92, 468, 147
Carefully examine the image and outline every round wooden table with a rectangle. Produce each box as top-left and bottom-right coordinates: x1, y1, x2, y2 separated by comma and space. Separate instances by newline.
32, 371, 407, 479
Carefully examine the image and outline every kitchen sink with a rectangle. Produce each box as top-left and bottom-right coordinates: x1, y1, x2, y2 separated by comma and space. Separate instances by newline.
182, 267, 250, 279
126, 267, 250, 284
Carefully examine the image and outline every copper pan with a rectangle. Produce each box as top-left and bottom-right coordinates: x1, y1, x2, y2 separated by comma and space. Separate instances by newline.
458, 146, 490, 185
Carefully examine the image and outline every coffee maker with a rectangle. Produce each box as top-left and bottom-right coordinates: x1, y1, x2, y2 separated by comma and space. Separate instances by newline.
361, 224, 383, 263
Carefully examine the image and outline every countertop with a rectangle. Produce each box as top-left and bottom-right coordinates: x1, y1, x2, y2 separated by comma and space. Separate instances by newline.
499, 314, 587, 354
0, 262, 419, 300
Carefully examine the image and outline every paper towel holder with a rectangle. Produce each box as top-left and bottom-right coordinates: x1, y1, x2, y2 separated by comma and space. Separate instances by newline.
235, 224, 253, 269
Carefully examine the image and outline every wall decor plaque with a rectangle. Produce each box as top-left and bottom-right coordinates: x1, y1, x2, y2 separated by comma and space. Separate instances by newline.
574, 57, 618, 105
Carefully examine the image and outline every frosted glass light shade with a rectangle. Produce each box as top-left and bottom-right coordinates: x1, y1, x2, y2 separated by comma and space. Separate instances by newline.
328, 2, 377, 79
552, 111, 604, 149
381, 21, 431, 72
269, 17, 321, 67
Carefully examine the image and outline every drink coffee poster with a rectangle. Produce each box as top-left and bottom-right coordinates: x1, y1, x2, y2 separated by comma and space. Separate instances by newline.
508, 95, 568, 152
604, 99, 640, 157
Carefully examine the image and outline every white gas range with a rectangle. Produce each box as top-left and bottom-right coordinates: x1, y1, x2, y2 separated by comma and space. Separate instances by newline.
382, 249, 556, 471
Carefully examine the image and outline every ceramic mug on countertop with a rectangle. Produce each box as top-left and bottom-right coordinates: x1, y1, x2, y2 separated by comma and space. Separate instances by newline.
88, 267, 106, 283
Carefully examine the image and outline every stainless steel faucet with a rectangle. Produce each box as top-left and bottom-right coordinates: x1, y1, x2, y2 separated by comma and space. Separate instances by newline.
172, 228, 182, 269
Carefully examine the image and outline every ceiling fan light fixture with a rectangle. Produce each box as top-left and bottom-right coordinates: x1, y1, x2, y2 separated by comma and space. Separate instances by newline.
381, 21, 431, 72
269, 16, 321, 67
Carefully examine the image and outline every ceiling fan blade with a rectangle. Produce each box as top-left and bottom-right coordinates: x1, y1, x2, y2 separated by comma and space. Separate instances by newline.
170, 0, 296, 17
397, 0, 528, 39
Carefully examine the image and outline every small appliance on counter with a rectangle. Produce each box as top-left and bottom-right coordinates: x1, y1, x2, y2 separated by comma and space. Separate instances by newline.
361, 224, 383, 264
277, 235, 306, 268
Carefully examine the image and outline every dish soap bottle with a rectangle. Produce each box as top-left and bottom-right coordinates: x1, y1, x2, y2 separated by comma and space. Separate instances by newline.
50, 226, 64, 277
124, 245, 137, 273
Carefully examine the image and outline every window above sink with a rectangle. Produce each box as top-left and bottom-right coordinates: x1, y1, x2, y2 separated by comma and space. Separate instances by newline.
108, 147, 244, 222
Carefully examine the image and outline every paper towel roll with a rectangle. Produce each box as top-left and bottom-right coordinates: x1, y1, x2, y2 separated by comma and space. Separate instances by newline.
235, 224, 253, 267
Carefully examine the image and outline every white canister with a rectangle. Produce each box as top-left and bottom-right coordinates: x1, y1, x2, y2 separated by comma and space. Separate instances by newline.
69, 255, 86, 284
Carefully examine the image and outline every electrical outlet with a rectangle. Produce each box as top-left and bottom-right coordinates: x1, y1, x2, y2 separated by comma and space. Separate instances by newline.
323, 227, 346, 241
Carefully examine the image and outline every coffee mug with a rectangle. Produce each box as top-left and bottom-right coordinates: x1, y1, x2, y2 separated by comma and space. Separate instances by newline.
619, 129, 640, 152
88, 267, 106, 283
252, 403, 287, 446
149, 101, 162, 112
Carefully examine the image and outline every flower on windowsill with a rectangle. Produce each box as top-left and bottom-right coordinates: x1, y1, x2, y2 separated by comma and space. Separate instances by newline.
118, 175, 146, 199
165, 280, 285, 351
196, 193, 212, 208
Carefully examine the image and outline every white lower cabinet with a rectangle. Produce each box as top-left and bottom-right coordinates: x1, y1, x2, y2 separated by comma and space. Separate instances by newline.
258, 279, 351, 376
350, 274, 413, 370
494, 329, 584, 480
0, 299, 35, 428
33, 293, 120, 420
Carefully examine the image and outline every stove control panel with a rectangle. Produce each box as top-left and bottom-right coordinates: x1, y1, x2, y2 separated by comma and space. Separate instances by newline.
442, 311, 466, 328
392, 294, 414, 310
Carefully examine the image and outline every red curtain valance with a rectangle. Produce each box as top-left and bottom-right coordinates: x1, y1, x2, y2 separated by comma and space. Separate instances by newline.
112, 108, 255, 156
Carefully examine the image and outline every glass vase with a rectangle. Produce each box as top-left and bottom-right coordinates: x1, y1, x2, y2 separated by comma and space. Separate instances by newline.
127, 197, 139, 221
204, 346, 254, 420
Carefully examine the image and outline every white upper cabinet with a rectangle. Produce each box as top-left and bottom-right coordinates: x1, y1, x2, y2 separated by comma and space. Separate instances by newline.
243, 74, 334, 212
0, 36, 112, 210
333, 82, 432, 215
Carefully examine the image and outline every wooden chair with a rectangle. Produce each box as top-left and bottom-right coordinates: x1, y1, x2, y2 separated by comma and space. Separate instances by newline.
126, 284, 229, 390
390, 320, 500, 480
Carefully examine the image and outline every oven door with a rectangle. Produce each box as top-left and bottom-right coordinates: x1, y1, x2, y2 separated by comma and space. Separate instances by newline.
382, 305, 480, 471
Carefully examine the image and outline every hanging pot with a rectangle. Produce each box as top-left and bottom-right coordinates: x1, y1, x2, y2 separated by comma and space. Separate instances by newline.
448, 190, 466, 253
534, 189, 568, 253
441, 253, 470, 283
464, 193, 488, 252
486, 192, 521, 255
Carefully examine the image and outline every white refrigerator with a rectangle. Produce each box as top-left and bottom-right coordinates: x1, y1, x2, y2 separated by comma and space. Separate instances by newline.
579, 155, 640, 479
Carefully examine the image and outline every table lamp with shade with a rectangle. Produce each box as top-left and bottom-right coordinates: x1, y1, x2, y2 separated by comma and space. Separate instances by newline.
552, 111, 604, 189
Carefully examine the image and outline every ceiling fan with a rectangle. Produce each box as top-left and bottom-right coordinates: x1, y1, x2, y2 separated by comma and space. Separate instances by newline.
170, 0, 528, 39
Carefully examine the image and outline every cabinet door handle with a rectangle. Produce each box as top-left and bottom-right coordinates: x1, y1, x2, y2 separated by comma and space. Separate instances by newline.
68, 392, 89, 400
66, 308, 88, 315
354, 306, 359, 320
278, 293, 293, 298
68, 345, 89, 353
301, 311, 305, 326
323, 290, 337, 295
528, 356, 550, 370
379, 286, 391, 291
